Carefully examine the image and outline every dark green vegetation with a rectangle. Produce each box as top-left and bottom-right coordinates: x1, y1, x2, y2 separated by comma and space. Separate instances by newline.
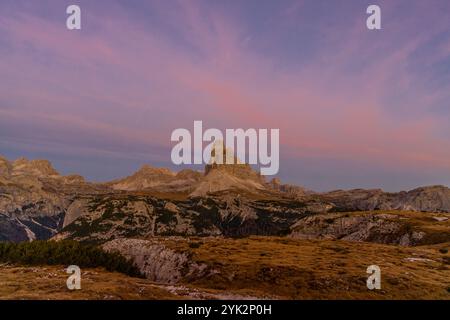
59, 194, 450, 248
60, 195, 310, 242
0, 240, 143, 278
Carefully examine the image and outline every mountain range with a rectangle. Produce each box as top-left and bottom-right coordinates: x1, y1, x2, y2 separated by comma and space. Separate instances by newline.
1, 154, 449, 244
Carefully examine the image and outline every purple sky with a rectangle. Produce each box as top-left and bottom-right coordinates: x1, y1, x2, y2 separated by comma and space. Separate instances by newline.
1, 0, 450, 191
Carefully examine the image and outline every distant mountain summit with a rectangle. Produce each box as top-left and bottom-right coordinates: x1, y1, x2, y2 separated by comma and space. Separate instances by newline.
0, 155, 100, 242
0, 154, 449, 243
1, 156, 60, 178
323, 185, 450, 212
11, 158, 60, 177
110, 164, 176, 191
190, 163, 266, 197
109, 164, 202, 193
110, 142, 268, 196
108, 161, 267, 197
190, 141, 267, 197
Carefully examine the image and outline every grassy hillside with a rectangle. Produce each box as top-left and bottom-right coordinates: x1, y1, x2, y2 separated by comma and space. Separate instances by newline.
0, 265, 177, 300
0, 237, 448, 299
159, 236, 450, 299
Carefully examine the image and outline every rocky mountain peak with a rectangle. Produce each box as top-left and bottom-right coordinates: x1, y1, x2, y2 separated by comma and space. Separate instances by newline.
11, 158, 60, 177
190, 165, 266, 198
207, 140, 241, 165
136, 164, 175, 177
110, 165, 177, 191
187, 141, 268, 197
204, 141, 264, 181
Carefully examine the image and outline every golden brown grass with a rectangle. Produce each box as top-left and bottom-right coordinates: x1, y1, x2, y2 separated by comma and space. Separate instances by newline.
162, 236, 450, 300
1, 237, 448, 300
0, 265, 179, 300
0, 232, 448, 299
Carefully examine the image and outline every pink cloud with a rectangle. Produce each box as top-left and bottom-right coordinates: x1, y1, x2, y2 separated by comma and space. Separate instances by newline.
0, 0, 449, 180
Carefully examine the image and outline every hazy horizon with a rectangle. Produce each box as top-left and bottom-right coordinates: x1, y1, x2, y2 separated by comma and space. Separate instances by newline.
1, 152, 449, 193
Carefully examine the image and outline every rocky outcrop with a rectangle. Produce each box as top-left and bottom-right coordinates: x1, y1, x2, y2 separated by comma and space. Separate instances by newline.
102, 238, 209, 283
0, 214, 30, 242
323, 186, 450, 212
56, 195, 313, 242
189, 164, 266, 197
11, 158, 60, 178
268, 178, 313, 198
109, 161, 268, 197
63, 198, 91, 227
393, 186, 450, 212
289, 211, 450, 245
58, 192, 450, 246
190, 144, 267, 197
0, 174, 68, 241
0, 156, 106, 241
109, 165, 175, 191
1, 154, 450, 245
109, 165, 202, 193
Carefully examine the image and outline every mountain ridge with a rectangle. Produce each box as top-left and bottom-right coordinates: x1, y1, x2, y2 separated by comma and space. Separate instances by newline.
0, 154, 449, 243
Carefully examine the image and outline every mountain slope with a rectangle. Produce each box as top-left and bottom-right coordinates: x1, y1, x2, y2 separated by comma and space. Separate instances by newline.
1, 155, 450, 243
108, 165, 202, 192
189, 164, 267, 197
0, 156, 104, 241
323, 186, 450, 212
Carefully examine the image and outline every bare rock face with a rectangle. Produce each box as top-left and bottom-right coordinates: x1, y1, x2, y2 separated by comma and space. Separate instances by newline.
109, 165, 202, 193
0, 161, 69, 240
109, 161, 269, 197
322, 186, 450, 212
102, 238, 209, 284
0, 214, 31, 242
63, 198, 91, 228
11, 158, 60, 177
187, 142, 268, 197
391, 186, 450, 212
110, 165, 175, 191
268, 178, 313, 198
1, 154, 450, 246
55, 195, 313, 242
0, 156, 105, 242
58, 193, 450, 247
190, 162, 267, 197
289, 211, 450, 245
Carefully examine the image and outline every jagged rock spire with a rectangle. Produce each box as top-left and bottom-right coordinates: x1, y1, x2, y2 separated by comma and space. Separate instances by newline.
208, 140, 241, 165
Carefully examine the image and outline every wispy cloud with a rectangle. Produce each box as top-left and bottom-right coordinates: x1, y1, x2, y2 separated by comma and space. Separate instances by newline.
0, 0, 449, 189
